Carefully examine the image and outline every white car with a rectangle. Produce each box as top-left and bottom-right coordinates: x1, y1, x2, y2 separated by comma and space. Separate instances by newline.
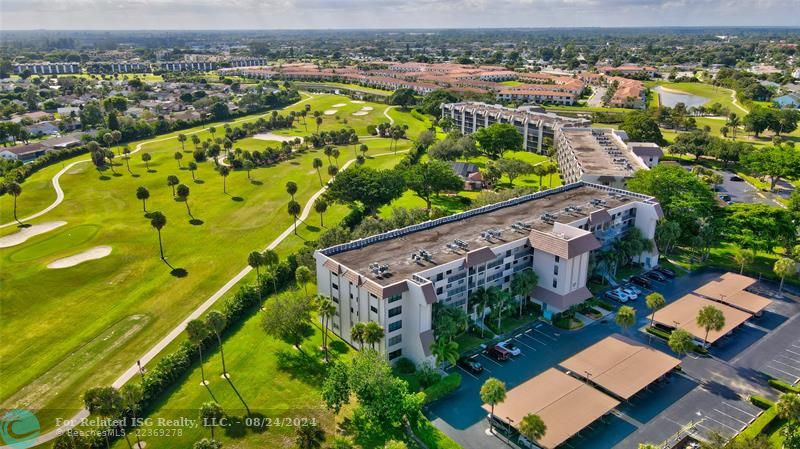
606, 289, 629, 303
498, 340, 522, 356
620, 287, 639, 300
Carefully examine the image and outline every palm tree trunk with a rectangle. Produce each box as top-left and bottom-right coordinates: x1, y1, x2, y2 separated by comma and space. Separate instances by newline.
124, 431, 133, 449
133, 413, 142, 449
198, 346, 206, 384
780, 276, 785, 292
14, 195, 20, 224
650, 312, 655, 327
157, 230, 164, 260
223, 177, 227, 194
293, 216, 298, 235
217, 334, 227, 376
317, 170, 323, 186
185, 201, 192, 217
320, 213, 324, 227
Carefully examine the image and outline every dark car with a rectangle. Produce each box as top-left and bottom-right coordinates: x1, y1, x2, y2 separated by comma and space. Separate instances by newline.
645, 271, 667, 282
653, 266, 675, 278
458, 357, 484, 374
630, 275, 651, 288
487, 345, 512, 361
730, 175, 744, 182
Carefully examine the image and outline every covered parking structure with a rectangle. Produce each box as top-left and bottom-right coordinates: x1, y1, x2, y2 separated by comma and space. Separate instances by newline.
558, 334, 681, 400
693, 272, 771, 315
483, 368, 619, 449
651, 294, 753, 345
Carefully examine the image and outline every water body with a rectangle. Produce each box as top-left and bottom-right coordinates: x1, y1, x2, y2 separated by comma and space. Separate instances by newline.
654, 85, 708, 108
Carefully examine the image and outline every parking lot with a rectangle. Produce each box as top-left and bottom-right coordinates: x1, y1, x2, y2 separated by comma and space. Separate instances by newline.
426, 269, 800, 449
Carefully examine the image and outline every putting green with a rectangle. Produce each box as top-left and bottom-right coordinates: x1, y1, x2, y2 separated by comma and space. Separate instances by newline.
9, 224, 100, 263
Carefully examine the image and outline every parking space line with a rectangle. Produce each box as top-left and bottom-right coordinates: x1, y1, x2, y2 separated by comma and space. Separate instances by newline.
513, 338, 538, 351
777, 354, 800, 365
702, 414, 740, 433
532, 328, 558, 341
522, 333, 548, 346
478, 353, 503, 367
713, 408, 749, 426
456, 365, 480, 381
723, 403, 756, 419
785, 349, 800, 357
772, 359, 800, 373
766, 364, 799, 379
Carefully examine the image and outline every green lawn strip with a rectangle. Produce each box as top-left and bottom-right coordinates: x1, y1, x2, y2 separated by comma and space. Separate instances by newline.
462, 151, 561, 190
0, 96, 423, 422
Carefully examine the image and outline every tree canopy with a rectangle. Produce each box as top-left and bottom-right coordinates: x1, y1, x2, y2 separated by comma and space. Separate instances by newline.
402, 160, 464, 211
473, 123, 523, 159
620, 111, 666, 145
326, 166, 405, 214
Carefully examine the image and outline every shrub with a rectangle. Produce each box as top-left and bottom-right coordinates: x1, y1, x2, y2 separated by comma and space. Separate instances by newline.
416, 362, 442, 389
750, 395, 775, 410
768, 378, 800, 394
394, 357, 416, 375
366, 124, 377, 135
423, 373, 462, 404
736, 405, 779, 442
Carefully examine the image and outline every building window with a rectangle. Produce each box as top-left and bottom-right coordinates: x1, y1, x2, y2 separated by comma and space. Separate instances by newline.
388, 294, 402, 303
552, 278, 558, 288
388, 306, 402, 318
388, 335, 402, 346
389, 349, 402, 360
388, 320, 402, 332
554, 265, 559, 275
332, 297, 339, 304
554, 255, 560, 262
331, 282, 338, 290
370, 305, 378, 314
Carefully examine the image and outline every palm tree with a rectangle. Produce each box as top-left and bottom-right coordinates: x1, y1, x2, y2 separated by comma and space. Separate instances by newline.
519, 413, 547, 445
167, 175, 179, 196
327, 165, 338, 178
176, 184, 192, 218
119, 383, 144, 449
350, 322, 367, 349
286, 181, 298, 200
510, 270, 538, 317
668, 328, 695, 357
317, 297, 337, 362
205, 310, 229, 377
431, 339, 459, 367
5, 181, 22, 224
84, 386, 122, 449
135, 186, 149, 212
732, 246, 755, 275
469, 287, 494, 337
490, 290, 514, 332
314, 198, 327, 226
480, 378, 507, 434
174, 151, 183, 168
288, 200, 301, 234
315, 116, 323, 133
188, 161, 198, 181
248, 251, 263, 277
218, 166, 230, 193
363, 322, 385, 349
774, 257, 797, 292
331, 148, 340, 165
615, 305, 636, 334
177, 133, 187, 152
103, 132, 114, 153
312, 158, 324, 186
191, 134, 201, 149
186, 319, 210, 386
198, 402, 224, 439
645, 292, 666, 327
727, 113, 740, 139
141, 152, 151, 171
359, 144, 368, 157
208, 126, 216, 140
122, 147, 132, 173
261, 249, 280, 293
296, 265, 313, 296
243, 160, 255, 180
696, 305, 725, 348
776, 392, 800, 421
150, 211, 167, 260
295, 423, 325, 449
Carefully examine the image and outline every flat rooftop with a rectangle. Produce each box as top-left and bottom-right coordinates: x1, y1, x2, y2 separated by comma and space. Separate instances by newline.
559, 334, 681, 400
652, 294, 753, 344
445, 102, 589, 127
560, 128, 645, 177
323, 183, 651, 285
483, 368, 619, 449
693, 273, 771, 315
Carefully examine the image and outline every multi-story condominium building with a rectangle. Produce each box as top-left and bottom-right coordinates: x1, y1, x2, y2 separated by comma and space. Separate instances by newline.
496, 87, 579, 105
442, 102, 590, 153
229, 58, 268, 68
159, 61, 216, 72
87, 63, 150, 74
14, 62, 81, 75
555, 127, 662, 188
314, 182, 662, 363
596, 64, 658, 78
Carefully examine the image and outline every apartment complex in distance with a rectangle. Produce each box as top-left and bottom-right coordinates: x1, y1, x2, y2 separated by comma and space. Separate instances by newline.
555, 127, 662, 188
14, 62, 81, 75
441, 102, 590, 153
314, 182, 662, 363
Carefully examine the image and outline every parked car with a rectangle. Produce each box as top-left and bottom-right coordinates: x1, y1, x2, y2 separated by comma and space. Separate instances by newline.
730, 175, 744, 182
620, 286, 640, 299
487, 345, 512, 361
645, 271, 667, 282
653, 266, 676, 278
718, 193, 733, 205
518, 435, 536, 448
624, 284, 643, 295
606, 289, 629, 303
498, 340, 522, 356
630, 275, 651, 288
458, 357, 484, 374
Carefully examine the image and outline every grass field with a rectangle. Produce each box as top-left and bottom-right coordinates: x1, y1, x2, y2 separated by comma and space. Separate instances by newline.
0, 93, 427, 430
646, 81, 748, 115
293, 81, 393, 96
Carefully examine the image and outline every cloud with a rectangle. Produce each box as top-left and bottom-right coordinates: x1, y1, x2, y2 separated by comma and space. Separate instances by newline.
0, 0, 797, 29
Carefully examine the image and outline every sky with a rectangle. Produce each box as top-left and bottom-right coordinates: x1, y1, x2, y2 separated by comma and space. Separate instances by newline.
1, 0, 799, 30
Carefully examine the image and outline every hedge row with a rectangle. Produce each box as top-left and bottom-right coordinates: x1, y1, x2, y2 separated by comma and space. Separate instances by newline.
737, 400, 779, 442
768, 378, 800, 394
5, 144, 91, 182
750, 395, 775, 410
422, 373, 462, 404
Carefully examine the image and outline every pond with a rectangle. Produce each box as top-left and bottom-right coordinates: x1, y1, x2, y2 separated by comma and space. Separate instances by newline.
654, 85, 708, 109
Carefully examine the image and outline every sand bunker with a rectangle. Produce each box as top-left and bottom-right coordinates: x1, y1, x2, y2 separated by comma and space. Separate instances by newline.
252, 133, 303, 143
0, 221, 67, 248
352, 111, 369, 116
332, 103, 347, 107
361, 106, 374, 111
48, 246, 112, 269
351, 100, 365, 104
324, 109, 338, 115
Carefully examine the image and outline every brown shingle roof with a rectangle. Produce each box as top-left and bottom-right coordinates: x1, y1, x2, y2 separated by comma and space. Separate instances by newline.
528, 229, 601, 259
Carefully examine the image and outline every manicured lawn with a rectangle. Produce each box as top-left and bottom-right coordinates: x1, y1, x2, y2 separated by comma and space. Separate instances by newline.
464, 151, 561, 189
0, 94, 423, 430
294, 81, 393, 96
647, 81, 747, 114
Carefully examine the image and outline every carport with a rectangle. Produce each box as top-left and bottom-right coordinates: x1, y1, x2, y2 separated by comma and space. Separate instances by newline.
693, 272, 771, 315
559, 334, 681, 400
482, 368, 619, 449
652, 294, 752, 344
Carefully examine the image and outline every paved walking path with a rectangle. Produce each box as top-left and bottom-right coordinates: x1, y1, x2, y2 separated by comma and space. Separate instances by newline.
8, 147, 408, 449
0, 94, 315, 229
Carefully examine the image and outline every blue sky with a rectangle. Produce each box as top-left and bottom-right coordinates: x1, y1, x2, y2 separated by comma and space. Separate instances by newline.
1, 0, 798, 29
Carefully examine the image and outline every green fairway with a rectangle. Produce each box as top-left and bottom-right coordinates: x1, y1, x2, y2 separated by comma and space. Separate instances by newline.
464, 150, 561, 189
647, 81, 748, 114
0, 93, 426, 429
